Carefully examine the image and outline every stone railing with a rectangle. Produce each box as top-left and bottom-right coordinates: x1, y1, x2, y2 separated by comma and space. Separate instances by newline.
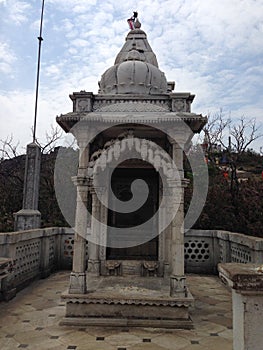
0, 227, 263, 299
0, 227, 73, 300
185, 229, 263, 274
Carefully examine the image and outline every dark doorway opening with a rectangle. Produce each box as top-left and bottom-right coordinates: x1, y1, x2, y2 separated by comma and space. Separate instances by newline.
107, 167, 159, 260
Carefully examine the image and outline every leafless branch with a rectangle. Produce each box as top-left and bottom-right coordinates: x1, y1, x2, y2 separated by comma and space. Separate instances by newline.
230, 117, 262, 154
203, 109, 231, 152
0, 135, 20, 160
32, 125, 63, 154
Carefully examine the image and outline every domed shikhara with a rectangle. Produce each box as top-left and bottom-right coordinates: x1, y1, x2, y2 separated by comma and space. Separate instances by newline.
99, 24, 168, 95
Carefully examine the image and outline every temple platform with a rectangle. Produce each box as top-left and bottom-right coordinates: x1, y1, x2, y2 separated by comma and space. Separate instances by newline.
0, 271, 233, 350
61, 275, 194, 329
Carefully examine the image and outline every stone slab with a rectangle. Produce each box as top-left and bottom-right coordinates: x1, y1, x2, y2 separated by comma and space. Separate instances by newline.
61, 275, 194, 329
60, 316, 193, 329
218, 263, 263, 292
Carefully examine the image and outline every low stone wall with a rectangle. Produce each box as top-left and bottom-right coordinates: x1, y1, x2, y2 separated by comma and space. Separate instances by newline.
0, 227, 71, 299
185, 229, 263, 274
0, 227, 263, 299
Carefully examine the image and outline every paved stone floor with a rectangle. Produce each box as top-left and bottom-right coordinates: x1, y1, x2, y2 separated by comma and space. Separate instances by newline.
0, 272, 233, 350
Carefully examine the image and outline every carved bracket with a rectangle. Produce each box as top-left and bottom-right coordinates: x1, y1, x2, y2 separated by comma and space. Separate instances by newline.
141, 261, 160, 277
105, 261, 122, 276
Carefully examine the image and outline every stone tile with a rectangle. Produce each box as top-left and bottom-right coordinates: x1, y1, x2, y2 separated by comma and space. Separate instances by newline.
58, 331, 95, 346
14, 330, 48, 344
0, 322, 35, 334
166, 329, 193, 339
0, 315, 20, 326
200, 336, 233, 350
0, 272, 233, 350
178, 345, 209, 350
77, 342, 116, 350
0, 337, 20, 350
85, 326, 120, 337
14, 332, 63, 350
39, 347, 65, 350
217, 329, 233, 340
151, 334, 190, 350
105, 333, 141, 346
128, 328, 164, 338
194, 321, 227, 334
26, 340, 63, 350
131, 343, 168, 350
5, 334, 15, 338
44, 325, 74, 337
207, 315, 232, 328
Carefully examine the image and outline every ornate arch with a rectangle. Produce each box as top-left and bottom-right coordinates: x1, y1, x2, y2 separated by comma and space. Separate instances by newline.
88, 133, 175, 179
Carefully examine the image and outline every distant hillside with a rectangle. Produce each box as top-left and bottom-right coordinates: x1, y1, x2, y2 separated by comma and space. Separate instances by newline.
0, 149, 262, 237
185, 150, 263, 237
0, 148, 71, 232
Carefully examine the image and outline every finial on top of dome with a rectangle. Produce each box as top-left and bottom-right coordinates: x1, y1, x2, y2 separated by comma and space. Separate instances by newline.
134, 18, 141, 29
127, 11, 139, 30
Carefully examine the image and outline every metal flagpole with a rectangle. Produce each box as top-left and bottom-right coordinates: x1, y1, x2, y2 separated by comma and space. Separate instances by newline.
33, 0, 45, 143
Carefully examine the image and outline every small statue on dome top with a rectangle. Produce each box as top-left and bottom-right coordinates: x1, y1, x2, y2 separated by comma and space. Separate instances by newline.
127, 11, 138, 30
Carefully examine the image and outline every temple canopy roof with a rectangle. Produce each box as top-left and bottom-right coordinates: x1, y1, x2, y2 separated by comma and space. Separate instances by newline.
57, 14, 207, 135
99, 18, 168, 95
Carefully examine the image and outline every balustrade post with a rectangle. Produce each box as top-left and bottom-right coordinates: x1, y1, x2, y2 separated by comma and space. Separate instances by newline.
168, 138, 187, 297
87, 185, 102, 275
68, 142, 89, 294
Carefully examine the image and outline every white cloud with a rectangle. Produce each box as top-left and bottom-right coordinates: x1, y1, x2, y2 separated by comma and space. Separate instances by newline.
0, 41, 16, 74
0, 90, 35, 147
3, 0, 32, 25
44, 64, 61, 77
0, 0, 262, 153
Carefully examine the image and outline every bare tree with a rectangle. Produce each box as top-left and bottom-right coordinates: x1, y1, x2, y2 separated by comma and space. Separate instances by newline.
0, 135, 21, 161
202, 109, 231, 153
230, 116, 262, 154
201, 110, 262, 156
0, 125, 63, 161
32, 125, 63, 154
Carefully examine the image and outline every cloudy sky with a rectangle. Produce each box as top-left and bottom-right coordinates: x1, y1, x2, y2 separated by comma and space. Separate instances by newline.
0, 0, 262, 153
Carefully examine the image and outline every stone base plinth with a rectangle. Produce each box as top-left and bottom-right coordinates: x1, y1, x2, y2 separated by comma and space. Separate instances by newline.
14, 209, 41, 231
218, 263, 263, 350
87, 260, 100, 276
68, 272, 86, 294
61, 276, 194, 329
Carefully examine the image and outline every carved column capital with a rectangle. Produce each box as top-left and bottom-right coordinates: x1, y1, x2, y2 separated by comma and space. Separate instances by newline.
69, 272, 86, 294
71, 175, 89, 187
89, 185, 106, 196
170, 275, 187, 297
167, 131, 190, 148
87, 259, 100, 276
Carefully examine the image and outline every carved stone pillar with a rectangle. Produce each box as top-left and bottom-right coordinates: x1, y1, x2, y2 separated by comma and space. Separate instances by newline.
218, 263, 263, 350
99, 187, 108, 262
169, 140, 187, 297
87, 186, 101, 275
158, 179, 168, 276
14, 142, 41, 231
69, 142, 89, 294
